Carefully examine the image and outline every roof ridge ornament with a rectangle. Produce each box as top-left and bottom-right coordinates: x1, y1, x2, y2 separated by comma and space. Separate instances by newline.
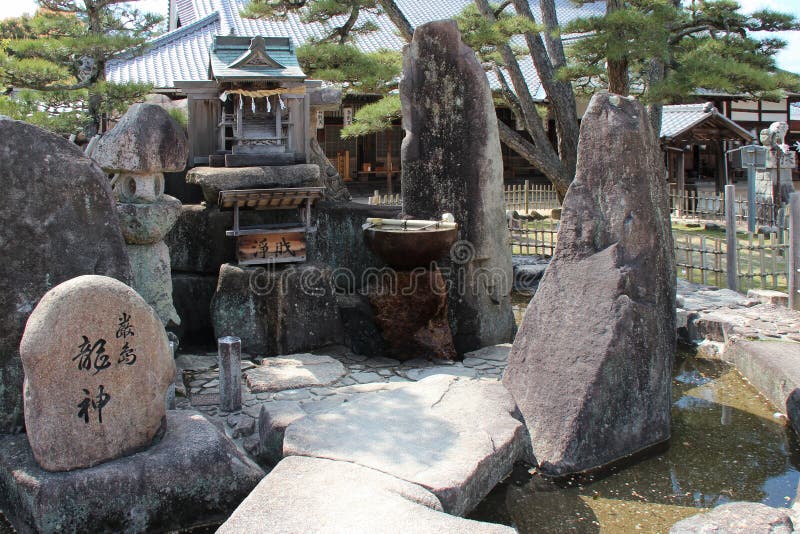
228, 36, 285, 69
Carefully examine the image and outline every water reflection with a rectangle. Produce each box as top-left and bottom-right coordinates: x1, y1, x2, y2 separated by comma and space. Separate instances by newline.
470, 353, 800, 533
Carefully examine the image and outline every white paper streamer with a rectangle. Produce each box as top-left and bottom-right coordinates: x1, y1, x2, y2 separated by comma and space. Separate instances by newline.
219, 91, 228, 102
267, 97, 271, 113
239, 95, 243, 110
279, 95, 285, 110
251, 97, 256, 113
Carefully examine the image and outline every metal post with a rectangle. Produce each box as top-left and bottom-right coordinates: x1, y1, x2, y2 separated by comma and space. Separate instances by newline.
218, 336, 242, 411
746, 163, 756, 233
790, 193, 800, 311
725, 185, 738, 292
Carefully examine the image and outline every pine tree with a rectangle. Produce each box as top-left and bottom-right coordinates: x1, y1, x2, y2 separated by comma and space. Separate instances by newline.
243, 0, 408, 138
563, 0, 800, 132
0, 1, 163, 136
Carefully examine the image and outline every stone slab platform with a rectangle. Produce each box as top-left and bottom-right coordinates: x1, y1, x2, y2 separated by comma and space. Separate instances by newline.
724, 340, 800, 435
0, 411, 265, 534
217, 456, 514, 534
283, 375, 527, 516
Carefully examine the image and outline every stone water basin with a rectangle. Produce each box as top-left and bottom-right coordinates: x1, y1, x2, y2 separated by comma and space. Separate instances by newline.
470, 349, 800, 533
363, 219, 458, 270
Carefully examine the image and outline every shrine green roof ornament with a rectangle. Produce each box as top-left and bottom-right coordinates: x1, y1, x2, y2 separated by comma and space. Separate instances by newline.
209, 35, 306, 82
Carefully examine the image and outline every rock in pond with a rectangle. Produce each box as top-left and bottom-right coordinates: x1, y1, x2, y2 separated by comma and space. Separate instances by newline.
283, 375, 526, 516
503, 93, 676, 476
217, 456, 513, 534
669, 502, 794, 533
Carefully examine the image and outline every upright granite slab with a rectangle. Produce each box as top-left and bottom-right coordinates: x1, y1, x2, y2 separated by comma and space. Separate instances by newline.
503, 94, 676, 476
0, 117, 131, 434
400, 20, 515, 353
218, 456, 513, 534
283, 375, 526, 516
0, 411, 265, 533
19, 275, 175, 471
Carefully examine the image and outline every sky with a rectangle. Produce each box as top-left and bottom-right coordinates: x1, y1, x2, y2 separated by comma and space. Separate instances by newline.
0, 0, 798, 73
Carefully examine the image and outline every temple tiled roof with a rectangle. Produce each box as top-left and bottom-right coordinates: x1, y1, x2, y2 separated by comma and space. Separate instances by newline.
106, 0, 606, 97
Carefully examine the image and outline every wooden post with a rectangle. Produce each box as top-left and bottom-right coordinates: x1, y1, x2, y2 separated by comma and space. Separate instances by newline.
218, 336, 242, 412
386, 129, 393, 195
725, 184, 738, 292
524, 180, 530, 214
790, 192, 800, 310
746, 163, 756, 233
676, 151, 685, 218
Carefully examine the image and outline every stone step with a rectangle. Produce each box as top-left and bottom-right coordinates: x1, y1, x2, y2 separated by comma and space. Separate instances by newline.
723, 340, 800, 435
282, 375, 527, 516
217, 456, 514, 534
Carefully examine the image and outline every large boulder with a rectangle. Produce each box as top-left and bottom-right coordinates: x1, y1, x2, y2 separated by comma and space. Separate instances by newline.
0, 117, 131, 434
502, 93, 676, 476
19, 275, 175, 471
0, 410, 265, 533
92, 103, 188, 173
211, 263, 344, 355
400, 20, 515, 353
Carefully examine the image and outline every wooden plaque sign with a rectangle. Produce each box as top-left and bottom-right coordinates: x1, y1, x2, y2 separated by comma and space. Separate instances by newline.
237, 231, 306, 265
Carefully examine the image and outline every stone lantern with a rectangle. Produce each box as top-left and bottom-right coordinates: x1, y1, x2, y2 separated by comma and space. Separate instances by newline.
92, 103, 188, 326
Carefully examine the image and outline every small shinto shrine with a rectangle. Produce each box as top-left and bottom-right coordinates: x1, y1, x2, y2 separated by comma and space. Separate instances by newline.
176, 35, 312, 167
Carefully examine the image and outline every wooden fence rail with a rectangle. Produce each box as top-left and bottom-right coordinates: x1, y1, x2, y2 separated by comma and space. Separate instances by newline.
510, 220, 792, 293
669, 186, 779, 228
504, 181, 561, 213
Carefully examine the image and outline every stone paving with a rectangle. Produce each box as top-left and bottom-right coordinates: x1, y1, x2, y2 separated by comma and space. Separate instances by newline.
676, 279, 800, 354
174, 344, 510, 459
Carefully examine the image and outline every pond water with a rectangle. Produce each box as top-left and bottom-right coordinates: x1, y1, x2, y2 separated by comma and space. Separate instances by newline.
469, 351, 800, 533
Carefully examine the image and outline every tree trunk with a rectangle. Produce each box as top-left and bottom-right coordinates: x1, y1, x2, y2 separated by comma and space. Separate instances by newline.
606, 0, 630, 96
379, 0, 414, 42
513, 0, 579, 184
497, 121, 572, 198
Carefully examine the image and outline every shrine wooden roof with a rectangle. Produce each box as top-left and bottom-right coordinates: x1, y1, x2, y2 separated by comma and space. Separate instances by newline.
209, 35, 306, 82
661, 103, 753, 145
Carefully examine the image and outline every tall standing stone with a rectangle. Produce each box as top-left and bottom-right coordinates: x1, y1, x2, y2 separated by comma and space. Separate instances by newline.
0, 117, 131, 434
503, 94, 676, 476
93, 103, 188, 327
400, 20, 515, 353
20, 275, 175, 471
